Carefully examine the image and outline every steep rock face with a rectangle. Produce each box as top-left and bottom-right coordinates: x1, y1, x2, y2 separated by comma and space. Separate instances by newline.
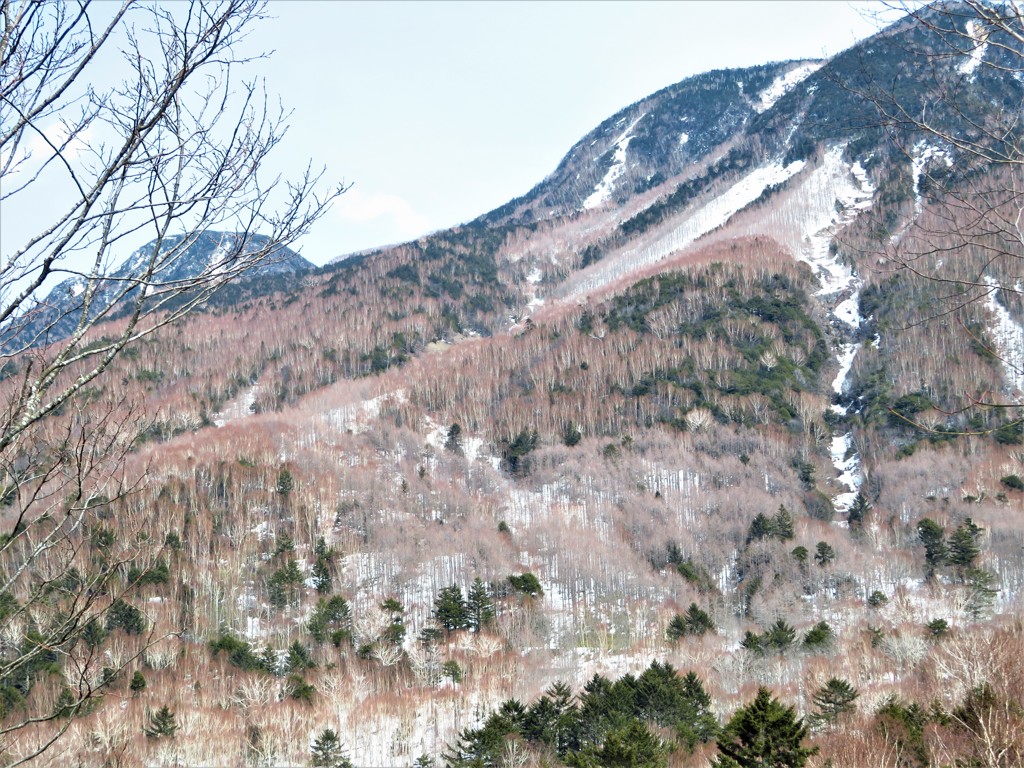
4, 231, 311, 351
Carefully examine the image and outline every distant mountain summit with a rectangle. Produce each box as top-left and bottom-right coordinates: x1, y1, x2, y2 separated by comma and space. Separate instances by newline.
4, 231, 312, 351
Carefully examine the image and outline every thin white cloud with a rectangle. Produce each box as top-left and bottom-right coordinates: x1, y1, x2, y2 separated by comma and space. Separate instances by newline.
334, 188, 433, 238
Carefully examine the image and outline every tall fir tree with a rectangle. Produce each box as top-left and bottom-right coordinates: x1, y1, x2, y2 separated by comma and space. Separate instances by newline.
310, 727, 354, 768
466, 577, 495, 633
434, 584, 469, 632
712, 687, 816, 767
810, 678, 859, 727
772, 505, 795, 541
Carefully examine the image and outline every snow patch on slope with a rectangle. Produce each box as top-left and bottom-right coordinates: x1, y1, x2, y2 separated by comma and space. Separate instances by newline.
754, 61, 823, 113
322, 390, 408, 436
957, 20, 989, 77
983, 276, 1024, 394
212, 384, 258, 427
582, 115, 644, 210
911, 141, 952, 215
565, 158, 807, 299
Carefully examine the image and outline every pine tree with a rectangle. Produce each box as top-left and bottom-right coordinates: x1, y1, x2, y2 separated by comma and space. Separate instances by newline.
466, 577, 495, 633
310, 727, 353, 768
681, 671, 721, 746
947, 518, 983, 574
129, 671, 146, 695
917, 518, 947, 579
667, 603, 715, 639
765, 619, 796, 653
964, 567, 999, 619
434, 584, 469, 632
567, 720, 669, 768
105, 598, 147, 635
444, 423, 463, 452
813, 541, 835, 567
746, 513, 773, 544
802, 621, 835, 651
810, 678, 858, 727
311, 557, 332, 594
712, 687, 816, 767
275, 466, 294, 496
144, 705, 179, 739
847, 492, 870, 530
772, 505, 795, 541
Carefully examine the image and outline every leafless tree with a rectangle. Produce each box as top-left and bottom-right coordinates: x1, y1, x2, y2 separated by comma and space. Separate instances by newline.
0, 0, 341, 762
852, 2, 1024, 420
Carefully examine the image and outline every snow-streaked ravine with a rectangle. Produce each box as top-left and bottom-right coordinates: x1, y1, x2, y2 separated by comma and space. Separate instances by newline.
794, 145, 876, 512
983, 276, 1024, 395
582, 114, 645, 210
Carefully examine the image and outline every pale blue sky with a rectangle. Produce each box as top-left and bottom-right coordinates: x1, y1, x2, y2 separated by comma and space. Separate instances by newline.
240, 1, 891, 264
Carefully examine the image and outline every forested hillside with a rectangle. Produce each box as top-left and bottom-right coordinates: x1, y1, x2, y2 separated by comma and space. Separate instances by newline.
2, 2, 1023, 767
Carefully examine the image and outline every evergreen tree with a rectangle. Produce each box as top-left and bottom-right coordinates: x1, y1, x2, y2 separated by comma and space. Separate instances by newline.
129, 671, 146, 695
466, 577, 495, 633
740, 631, 765, 656
267, 559, 303, 608
746, 513, 773, 544
310, 727, 353, 768
311, 557, 332, 594
772, 505, 795, 541
508, 572, 543, 597
308, 596, 351, 646
917, 518, 947, 579
275, 466, 294, 496
444, 423, 463, 452
790, 546, 809, 568
809, 678, 858, 727
947, 518, 983, 574
813, 541, 835, 567
566, 721, 668, 768
867, 590, 888, 608
379, 597, 406, 646
926, 618, 949, 638
847, 492, 870, 529
286, 640, 316, 672
441, 660, 463, 684
311, 536, 334, 594
144, 705, 179, 739
434, 584, 469, 632
765, 619, 796, 653
802, 621, 835, 651
105, 598, 146, 635
680, 671, 721, 747
667, 603, 715, 639
711, 687, 816, 768
964, 567, 999, 619
562, 422, 583, 447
